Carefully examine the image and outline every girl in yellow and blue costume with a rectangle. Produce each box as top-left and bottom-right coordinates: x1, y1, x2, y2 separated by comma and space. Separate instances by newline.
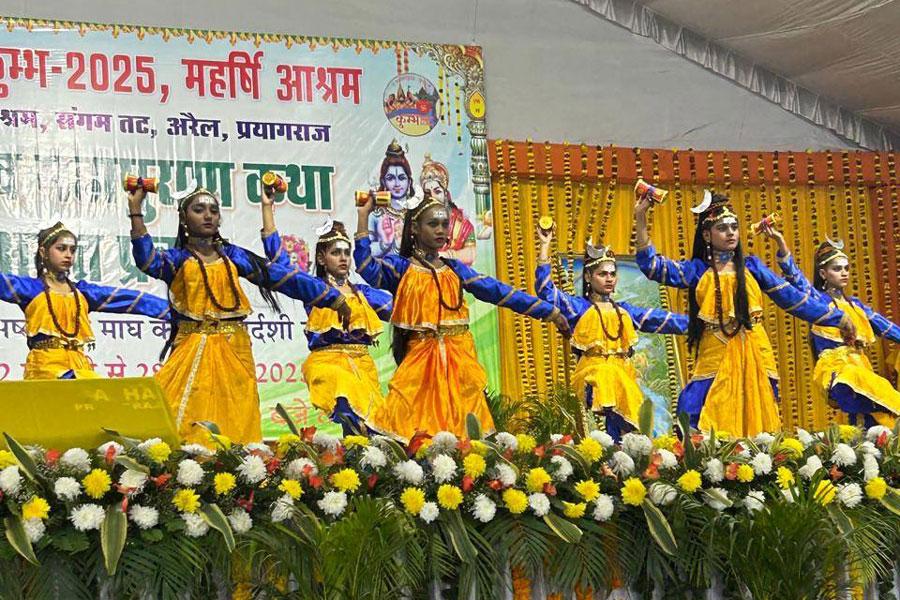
633, 191, 853, 436
128, 184, 348, 444
0, 222, 169, 380
261, 190, 392, 434
535, 226, 688, 441
770, 233, 900, 428
354, 190, 569, 441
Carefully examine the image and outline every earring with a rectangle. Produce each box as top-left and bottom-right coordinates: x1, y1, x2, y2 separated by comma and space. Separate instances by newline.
706, 242, 713, 263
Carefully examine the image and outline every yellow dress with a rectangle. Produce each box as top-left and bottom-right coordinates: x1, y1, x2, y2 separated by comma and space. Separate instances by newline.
301, 292, 384, 420
23, 290, 98, 380
571, 304, 642, 428
369, 263, 491, 441
692, 270, 782, 436
812, 298, 899, 428
156, 258, 259, 445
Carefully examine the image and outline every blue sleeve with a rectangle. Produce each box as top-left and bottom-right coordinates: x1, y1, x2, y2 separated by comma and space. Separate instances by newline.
262, 230, 291, 268
746, 256, 844, 327
265, 261, 341, 309
449, 260, 559, 321
75, 281, 170, 320
635, 244, 703, 289
131, 234, 182, 285
0, 274, 41, 308
619, 301, 688, 335
353, 235, 409, 294
855, 299, 900, 344
358, 284, 393, 321
534, 262, 589, 327
776, 251, 816, 296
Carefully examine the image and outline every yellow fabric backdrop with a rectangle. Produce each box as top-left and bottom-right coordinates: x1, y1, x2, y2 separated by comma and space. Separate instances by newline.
491, 151, 886, 432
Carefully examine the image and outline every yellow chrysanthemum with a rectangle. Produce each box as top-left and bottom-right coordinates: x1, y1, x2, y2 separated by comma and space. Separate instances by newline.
214, 472, 237, 495
436, 484, 463, 510
621, 477, 647, 506
172, 488, 201, 513
400, 487, 426, 515
276, 434, 301, 456
574, 479, 600, 502
814, 480, 836, 505
470, 440, 489, 456
865, 477, 887, 500
525, 468, 552, 493
0, 450, 16, 468
778, 438, 804, 457
652, 435, 677, 451
82, 469, 112, 499
776, 466, 795, 489
576, 438, 603, 463
677, 470, 702, 493
331, 468, 361, 493
278, 479, 304, 500
563, 501, 586, 519
515, 434, 537, 454
22, 497, 50, 521
736, 464, 755, 483
146, 441, 172, 464
463, 454, 486, 478
502, 488, 528, 514
838, 425, 861, 443
415, 439, 433, 459
342, 435, 369, 449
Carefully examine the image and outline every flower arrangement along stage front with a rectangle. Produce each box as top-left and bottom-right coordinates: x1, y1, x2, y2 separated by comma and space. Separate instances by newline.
0, 412, 899, 599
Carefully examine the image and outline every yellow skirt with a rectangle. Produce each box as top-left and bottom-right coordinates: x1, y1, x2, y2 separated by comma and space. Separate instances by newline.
301, 345, 384, 420
370, 330, 492, 441
156, 327, 261, 445
23, 348, 98, 380
573, 354, 641, 428
695, 326, 782, 437
814, 346, 900, 427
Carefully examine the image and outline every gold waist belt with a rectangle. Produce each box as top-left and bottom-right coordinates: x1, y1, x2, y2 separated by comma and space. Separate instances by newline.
703, 315, 763, 331
311, 344, 369, 357
411, 324, 469, 340
582, 346, 634, 358
178, 320, 246, 336
29, 337, 87, 351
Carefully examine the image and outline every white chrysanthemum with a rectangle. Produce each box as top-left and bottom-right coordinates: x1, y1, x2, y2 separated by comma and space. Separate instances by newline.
493, 463, 518, 487
593, 494, 615, 522
393, 460, 425, 485
704, 488, 730, 511
796, 429, 815, 448
70, 504, 105, 531
0, 466, 22, 496
865, 425, 892, 443
318, 491, 348, 517
236, 455, 267, 484
862, 454, 879, 481
610, 451, 635, 477
23, 517, 45, 543
119, 469, 148, 492
419, 501, 439, 523
859, 441, 881, 458
430, 454, 457, 483
97, 441, 124, 458
751, 452, 773, 475
831, 443, 857, 467
360, 446, 388, 470
471, 494, 496, 523
271, 495, 295, 523
622, 433, 653, 457
781, 487, 796, 503
286, 458, 318, 479
704, 458, 725, 483
588, 430, 614, 449
431, 431, 458, 453
753, 432, 776, 449
798, 456, 824, 479
137, 437, 162, 451
180, 443, 214, 457
182, 512, 209, 537
312, 432, 340, 452
550, 456, 573, 482
245, 442, 274, 456
53, 476, 82, 501
837, 483, 864, 509
176, 459, 205, 487
60, 448, 91, 473
648, 482, 677, 506
528, 492, 551, 517
494, 432, 518, 452
129, 505, 159, 529
228, 509, 253, 534
657, 449, 678, 470
743, 490, 765, 513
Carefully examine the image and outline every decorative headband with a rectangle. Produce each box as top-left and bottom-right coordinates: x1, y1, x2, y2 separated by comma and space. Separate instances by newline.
405, 190, 444, 218
691, 189, 738, 226
40, 221, 75, 247
585, 237, 616, 269
173, 179, 217, 211
815, 237, 849, 268
316, 218, 351, 245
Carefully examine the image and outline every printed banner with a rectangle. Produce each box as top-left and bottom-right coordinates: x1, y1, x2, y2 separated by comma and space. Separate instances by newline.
0, 19, 496, 437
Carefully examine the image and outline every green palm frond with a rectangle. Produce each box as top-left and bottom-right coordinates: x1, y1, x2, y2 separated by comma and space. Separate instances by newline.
484, 391, 527, 434
544, 520, 617, 595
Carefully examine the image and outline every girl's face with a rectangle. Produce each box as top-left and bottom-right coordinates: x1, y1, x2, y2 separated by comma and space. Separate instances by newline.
704, 219, 740, 253
41, 235, 77, 274
819, 256, 850, 290
317, 241, 351, 279
412, 205, 449, 252
383, 165, 410, 199
587, 263, 618, 296
182, 194, 221, 237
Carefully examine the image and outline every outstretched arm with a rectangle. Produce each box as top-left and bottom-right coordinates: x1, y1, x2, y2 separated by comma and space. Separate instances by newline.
620, 301, 689, 335
76, 281, 170, 320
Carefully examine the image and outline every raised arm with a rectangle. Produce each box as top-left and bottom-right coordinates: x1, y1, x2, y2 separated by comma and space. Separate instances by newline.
353, 196, 407, 292
534, 223, 589, 325
75, 281, 170, 320
619, 301, 689, 335
633, 192, 702, 288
